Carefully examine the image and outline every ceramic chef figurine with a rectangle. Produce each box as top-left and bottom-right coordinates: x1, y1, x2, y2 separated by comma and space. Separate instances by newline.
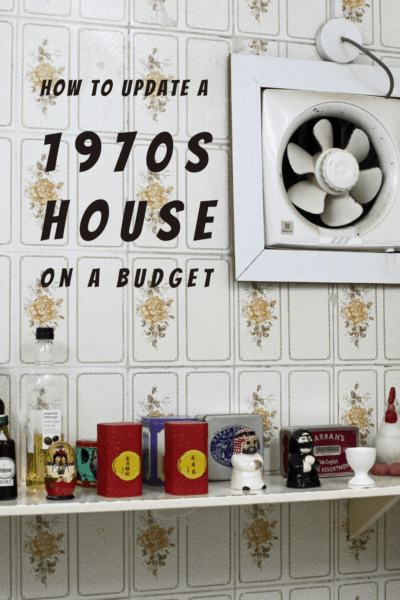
286, 429, 321, 489
230, 429, 266, 491
45, 441, 77, 500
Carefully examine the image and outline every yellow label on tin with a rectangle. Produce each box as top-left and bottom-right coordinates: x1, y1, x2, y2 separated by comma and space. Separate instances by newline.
112, 451, 141, 481
177, 450, 207, 479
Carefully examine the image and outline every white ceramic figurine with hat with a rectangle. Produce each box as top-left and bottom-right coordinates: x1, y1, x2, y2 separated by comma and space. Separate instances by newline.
230, 429, 266, 491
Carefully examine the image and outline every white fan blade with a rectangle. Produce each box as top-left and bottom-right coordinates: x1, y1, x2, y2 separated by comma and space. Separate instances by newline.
350, 167, 383, 204
288, 181, 326, 214
345, 128, 370, 163
321, 193, 363, 227
314, 119, 334, 152
287, 143, 315, 175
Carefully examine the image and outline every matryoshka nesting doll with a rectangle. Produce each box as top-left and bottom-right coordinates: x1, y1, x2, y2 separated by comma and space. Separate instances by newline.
45, 441, 77, 500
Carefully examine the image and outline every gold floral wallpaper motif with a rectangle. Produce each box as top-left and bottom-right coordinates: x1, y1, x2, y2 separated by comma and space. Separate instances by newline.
139, 385, 173, 418
137, 512, 175, 578
25, 154, 64, 229
248, 39, 269, 54
341, 513, 374, 561
137, 168, 174, 235
27, 39, 65, 116
147, 0, 166, 15
24, 515, 65, 586
341, 383, 374, 445
242, 283, 278, 349
26, 385, 61, 412
25, 275, 64, 331
242, 505, 278, 570
246, 384, 278, 449
246, 0, 271, 22
137, 280, 174, 349
9, 2, 400, 598
340, 285, 374, 348
343, 0, 369, 23
141, 48, 174, 122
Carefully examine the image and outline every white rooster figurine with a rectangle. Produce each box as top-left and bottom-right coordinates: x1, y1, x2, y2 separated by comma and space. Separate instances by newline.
372, 387, 400, 475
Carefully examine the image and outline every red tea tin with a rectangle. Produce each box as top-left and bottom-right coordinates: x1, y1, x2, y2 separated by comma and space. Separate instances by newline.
97, 423, 142, 498
164, 421, 208, 495
281, 425, 359, 478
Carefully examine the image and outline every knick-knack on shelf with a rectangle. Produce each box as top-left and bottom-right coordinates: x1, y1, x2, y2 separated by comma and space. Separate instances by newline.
45, 441, 77, 500
164, 421, 208, 496
286, 429, 321, 489
230, 429, 266, 492
76, 441, 97, 488
372, 387, 400, 476
97, 423, 143, 498
26, 328, 67, 493
346, 447, 376, 487
0, 415, 17, 501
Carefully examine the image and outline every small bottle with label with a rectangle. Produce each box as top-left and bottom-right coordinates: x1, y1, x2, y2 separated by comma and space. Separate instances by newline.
0, 415, 17, 500
25, 327, 66, 492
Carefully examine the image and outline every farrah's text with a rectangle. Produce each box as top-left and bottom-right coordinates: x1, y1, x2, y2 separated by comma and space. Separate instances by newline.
40, 267, 214, 289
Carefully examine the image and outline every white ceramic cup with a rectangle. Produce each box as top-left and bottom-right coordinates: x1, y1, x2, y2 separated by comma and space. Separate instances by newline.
345, 447, 376, 487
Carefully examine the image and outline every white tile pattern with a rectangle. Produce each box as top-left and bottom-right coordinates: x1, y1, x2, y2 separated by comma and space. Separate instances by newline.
0, 21, 13, 128
2, 0, 400, 599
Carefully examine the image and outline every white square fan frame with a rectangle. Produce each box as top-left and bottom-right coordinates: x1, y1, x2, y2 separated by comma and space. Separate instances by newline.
230, 54, 400, 284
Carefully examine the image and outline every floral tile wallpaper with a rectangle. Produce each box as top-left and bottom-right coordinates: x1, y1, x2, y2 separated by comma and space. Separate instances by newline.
1, 0, 400, 599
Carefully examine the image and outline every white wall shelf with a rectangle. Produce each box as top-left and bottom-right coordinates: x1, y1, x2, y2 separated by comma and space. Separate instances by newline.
1, 475, 400, 519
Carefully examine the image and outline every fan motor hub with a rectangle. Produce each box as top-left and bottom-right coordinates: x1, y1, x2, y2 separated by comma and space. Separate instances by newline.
315, 149, 359, 195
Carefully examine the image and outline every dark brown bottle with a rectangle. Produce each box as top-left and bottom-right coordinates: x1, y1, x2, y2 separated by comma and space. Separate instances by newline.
0, 415, 17, 500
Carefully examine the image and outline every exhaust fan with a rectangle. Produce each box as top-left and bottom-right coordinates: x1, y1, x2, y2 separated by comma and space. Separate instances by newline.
230, 18, 400, 283
262, 90, 400, 250
287, 118, 382, 227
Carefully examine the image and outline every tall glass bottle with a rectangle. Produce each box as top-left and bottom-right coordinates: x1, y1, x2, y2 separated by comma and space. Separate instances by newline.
0, 415, 17, 500
26, 328, 66, 492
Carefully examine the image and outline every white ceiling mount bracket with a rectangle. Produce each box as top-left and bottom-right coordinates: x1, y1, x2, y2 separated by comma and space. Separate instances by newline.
316, 18, 362, 63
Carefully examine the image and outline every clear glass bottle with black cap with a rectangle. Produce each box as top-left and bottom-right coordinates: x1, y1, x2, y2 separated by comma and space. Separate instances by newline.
0, 414, 17, 500
26, 327, 66, 492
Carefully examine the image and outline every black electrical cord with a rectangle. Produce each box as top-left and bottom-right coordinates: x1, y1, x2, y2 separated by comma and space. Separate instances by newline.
341, 36, 394, 99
